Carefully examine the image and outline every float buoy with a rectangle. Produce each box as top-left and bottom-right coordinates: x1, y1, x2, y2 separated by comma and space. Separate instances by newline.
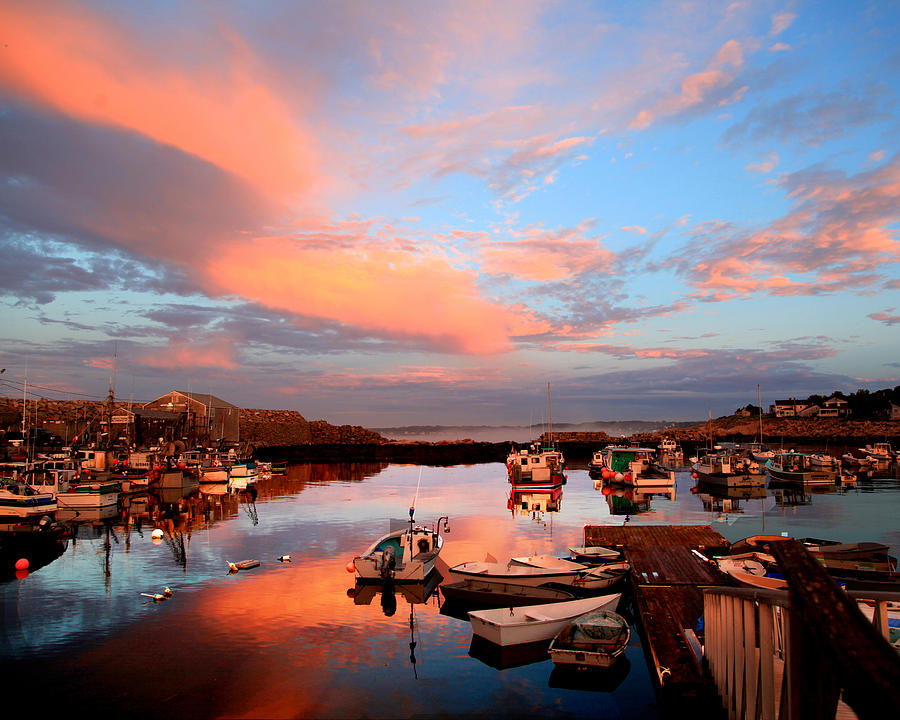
278, 555, 291, 562
15, 558, 29, 571
151, 529, 164, 539
345, 561, 356, 573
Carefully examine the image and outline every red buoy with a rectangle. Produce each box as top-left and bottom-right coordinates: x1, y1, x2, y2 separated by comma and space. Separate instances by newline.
15, 558, 29, 571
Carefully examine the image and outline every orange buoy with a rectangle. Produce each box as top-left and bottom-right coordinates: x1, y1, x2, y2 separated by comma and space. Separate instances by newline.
345, 561, 356, 573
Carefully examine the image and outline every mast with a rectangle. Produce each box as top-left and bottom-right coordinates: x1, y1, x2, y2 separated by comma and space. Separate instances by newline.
757, 384, 763, 444
547, 382, 553, 448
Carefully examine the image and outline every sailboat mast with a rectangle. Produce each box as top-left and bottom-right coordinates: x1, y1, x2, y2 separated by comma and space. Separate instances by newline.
757, 384, 763, 443
547, 383, 552, 448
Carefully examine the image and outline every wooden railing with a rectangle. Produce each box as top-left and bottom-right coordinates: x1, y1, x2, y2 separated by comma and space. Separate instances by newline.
703, 539, 900, 720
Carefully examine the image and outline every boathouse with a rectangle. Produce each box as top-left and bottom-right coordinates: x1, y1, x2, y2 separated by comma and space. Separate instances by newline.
141, 391, 240, 444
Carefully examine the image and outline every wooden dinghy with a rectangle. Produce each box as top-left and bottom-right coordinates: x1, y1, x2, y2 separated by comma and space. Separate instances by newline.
548, 609, 630, 668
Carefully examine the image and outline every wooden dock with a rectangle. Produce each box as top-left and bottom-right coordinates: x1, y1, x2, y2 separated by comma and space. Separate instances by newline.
583, 524, 730, 700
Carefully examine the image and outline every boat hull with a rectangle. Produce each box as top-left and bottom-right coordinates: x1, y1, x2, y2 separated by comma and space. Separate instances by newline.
448, 561, 582, 588
354, 525, 443, 583
468, 594, 621, 647
548, 610, 630, 668
440, 580, 575, 607
57, 490, 119, 508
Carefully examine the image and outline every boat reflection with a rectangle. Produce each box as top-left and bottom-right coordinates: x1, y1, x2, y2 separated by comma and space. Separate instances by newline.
468, 634, 552, 671
596, 480, 676, 515
0, 518, 69, 580
508, 484, 563, 517
693, 481, 767, 515
350, 569, 442, 614
548, 655, 632, 692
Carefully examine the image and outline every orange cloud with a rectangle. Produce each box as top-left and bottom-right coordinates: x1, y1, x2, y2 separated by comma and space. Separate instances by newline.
205, 236, 546, 354
139, 338, 240, 370
478, 228, 616, 283
628, 39, 747, 129
0, 2, 320, 198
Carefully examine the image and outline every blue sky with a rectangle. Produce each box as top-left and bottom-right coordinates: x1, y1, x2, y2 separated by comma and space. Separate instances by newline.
1, 1, 898, 426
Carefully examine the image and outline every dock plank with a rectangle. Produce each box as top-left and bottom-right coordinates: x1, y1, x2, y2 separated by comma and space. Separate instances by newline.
584, 525, 730, 700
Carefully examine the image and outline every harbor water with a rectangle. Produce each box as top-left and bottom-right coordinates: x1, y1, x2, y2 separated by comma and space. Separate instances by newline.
2, 458, 898, 718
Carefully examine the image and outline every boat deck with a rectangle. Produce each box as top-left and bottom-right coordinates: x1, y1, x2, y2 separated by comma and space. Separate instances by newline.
582, 525, 730, 700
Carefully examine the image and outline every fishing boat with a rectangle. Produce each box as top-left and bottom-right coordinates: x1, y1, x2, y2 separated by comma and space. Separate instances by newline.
593, 446, 675, 486
809, 453, 840, 468
440, 580, 575, 608
656, 437, 684, 462
0, 481, 57, 518
691, 450, 766, 488
548, 609, 630, 669
56, 476, 120, 509
506, 384, 566, 488
506, 442, 566, 487
227, 461, 259, 490
766, 451, 839, 485
352, 514, 449, 583
861, 442, 895, 463
468, 593, 621, 647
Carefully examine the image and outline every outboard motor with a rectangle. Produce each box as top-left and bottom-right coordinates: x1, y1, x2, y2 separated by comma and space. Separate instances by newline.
380, 545, 397, 580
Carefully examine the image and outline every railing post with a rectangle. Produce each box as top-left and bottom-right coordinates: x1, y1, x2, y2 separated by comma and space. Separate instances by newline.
742, 599, 758, 720
758, 603, 776, 720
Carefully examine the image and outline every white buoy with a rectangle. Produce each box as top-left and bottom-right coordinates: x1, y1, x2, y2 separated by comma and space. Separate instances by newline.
278, 555, 291, 562
151, 529, 164, 539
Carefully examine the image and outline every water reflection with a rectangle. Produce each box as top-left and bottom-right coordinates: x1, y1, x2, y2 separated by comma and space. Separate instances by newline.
2, 459, 899, 720
595, 479, 676, 516
508, 485, 563, 516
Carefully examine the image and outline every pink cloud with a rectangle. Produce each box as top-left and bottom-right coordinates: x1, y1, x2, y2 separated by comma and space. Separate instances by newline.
204, 234, 547, 354
672, 155, 900, 297
868, 310, 900, 326
627, 40, 747, 129
478, 226, 616, 283
745, 152, 779, 173
0, 2, 323, 198
770, 12, 796, 35
138, 338, 240, 370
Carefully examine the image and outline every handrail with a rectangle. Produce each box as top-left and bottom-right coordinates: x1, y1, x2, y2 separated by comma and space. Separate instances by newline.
703, 540, 900, 720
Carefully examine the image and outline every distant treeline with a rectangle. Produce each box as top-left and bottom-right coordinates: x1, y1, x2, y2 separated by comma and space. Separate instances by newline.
737, 385, 900, 420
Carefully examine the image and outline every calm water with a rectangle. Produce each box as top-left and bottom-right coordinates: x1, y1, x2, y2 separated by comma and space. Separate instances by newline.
2, 459, 899, 718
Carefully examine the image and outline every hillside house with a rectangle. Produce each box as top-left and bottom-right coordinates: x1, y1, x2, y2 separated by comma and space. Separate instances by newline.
819, 396, 850, 418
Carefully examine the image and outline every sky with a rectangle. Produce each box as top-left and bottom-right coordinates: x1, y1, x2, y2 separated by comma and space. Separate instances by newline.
1, 1, 899, 427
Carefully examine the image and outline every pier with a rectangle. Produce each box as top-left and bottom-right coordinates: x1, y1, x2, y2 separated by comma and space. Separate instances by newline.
583, 525, 729, 700
582, 525, 900, 717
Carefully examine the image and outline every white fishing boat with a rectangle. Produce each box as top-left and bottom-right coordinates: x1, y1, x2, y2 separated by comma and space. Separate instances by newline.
0, 481, 57, 518
656, 437, 684, 461
691, 450, 766, 488
594, 446, 675, 486
766, 451, 839, 485
548, 609, 631, 668
468, 593, 621, 647
56, 478, 120, 509
227, 461, 259, 490
352, 514, 449, 583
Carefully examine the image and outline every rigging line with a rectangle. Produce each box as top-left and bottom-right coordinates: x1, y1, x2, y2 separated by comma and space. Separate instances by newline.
0, 378, 108, 400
